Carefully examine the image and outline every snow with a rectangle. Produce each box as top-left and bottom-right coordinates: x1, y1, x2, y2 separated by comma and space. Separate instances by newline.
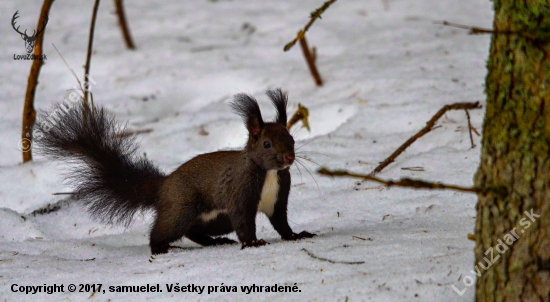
0, 0, 493, 300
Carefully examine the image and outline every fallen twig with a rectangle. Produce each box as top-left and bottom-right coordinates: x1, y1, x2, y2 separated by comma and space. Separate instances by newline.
21, 0, 54, 163
88, 289, 97, 299
318, 167, 479, 194
83, 0, 101, 107
434, 20, 541, 42
352, 236, 366, 241
433, 20, 494, 35
284, 0, 337, 51
370, 102, 482, 175
299, 35, 323, 86
116, 128, 153, 138
470, 125, 480, 136
114, 0, 135, 49
287, 103, 310, 131
464, 109, 475, 149
401, 167, 425, 172
301, 248, 364, 265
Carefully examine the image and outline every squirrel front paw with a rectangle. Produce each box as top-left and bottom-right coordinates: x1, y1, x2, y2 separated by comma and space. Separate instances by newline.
241, 239, 269, 249
284, 231, 316, 241
213, 237, 238, 245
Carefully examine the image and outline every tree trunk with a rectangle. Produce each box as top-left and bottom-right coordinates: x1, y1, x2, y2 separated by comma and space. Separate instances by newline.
474, 1, 550, 300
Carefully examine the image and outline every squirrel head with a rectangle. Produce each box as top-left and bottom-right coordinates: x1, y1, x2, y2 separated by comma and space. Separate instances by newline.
231, 89, 295, 171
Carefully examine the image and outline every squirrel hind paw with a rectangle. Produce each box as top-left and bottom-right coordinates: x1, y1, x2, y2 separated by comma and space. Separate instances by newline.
241, 239, 269, 249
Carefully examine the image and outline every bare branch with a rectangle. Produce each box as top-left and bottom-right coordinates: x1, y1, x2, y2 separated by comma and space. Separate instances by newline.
433, 20, 494, 35
22, 0, 54, 163
434, 20, 543, 41
299, 35, 323, 86
83, 0, 101, 108
318, 167, 479, 194
114, 0, 136, 49
464, 109, 475, 149
283, 0, 337, 51
370, 102, 482, 175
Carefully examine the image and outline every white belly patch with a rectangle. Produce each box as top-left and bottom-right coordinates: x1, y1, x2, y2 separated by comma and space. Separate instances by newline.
258, 170, 279, 217
200, 209, 227, 222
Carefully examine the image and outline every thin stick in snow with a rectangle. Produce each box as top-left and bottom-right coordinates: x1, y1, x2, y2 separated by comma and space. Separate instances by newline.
116, 128, 154, 138
114, 0, 136, 49
299, 35, 323, 86
464, 109, 475, 149
301, 248, 364, 265
83, 0, 101, 108
433, 20, 539, 41
433, 20, 494, 35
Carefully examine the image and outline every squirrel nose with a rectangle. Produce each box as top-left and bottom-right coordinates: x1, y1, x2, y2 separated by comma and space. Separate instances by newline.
284, 154, 295, 165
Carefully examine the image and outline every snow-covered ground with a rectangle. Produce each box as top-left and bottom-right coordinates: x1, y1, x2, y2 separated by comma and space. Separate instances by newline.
0, 0, 493, 301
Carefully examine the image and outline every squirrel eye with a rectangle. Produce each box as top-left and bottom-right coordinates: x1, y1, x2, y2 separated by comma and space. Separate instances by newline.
263, 141, 271, 149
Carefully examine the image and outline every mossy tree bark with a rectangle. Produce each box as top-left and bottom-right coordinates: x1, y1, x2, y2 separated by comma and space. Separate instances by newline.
474, 1, 550, 300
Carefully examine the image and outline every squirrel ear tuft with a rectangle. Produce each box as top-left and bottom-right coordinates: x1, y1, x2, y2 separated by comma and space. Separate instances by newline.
231, 93, 264, 138
266, 88, 288, 126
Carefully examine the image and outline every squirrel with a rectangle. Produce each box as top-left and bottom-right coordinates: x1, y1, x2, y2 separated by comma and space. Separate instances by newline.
36, 88, 315, 254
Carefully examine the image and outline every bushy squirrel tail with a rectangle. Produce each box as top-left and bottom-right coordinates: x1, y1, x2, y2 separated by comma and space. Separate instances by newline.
35, 103, 165, 226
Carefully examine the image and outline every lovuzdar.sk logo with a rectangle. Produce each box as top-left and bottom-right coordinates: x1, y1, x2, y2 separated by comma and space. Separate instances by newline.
12, 10, 49, 61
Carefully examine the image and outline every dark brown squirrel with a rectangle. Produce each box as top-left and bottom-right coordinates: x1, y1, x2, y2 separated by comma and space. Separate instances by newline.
36, 88, 315, 254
